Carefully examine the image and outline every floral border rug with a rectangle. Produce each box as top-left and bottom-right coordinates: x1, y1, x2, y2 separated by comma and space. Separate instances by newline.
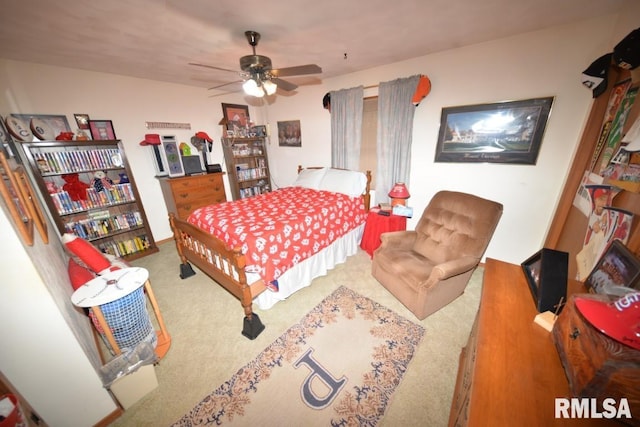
172, 286, 425, 426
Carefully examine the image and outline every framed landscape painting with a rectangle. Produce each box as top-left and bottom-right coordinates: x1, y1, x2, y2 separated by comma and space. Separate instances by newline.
434, 97, 554, 164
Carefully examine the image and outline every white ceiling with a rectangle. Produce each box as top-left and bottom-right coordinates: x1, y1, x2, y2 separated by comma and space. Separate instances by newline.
0, 0, 632, 96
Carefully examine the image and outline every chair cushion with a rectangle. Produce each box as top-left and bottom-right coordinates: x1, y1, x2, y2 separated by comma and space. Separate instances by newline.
374, 245, 435, 292
412, 191, 503, 264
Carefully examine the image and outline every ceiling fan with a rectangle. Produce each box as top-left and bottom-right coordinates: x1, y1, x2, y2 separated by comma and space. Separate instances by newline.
189, 30, 322, 97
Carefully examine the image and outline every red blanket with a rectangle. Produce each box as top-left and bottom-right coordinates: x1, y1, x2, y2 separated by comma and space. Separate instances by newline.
188, 187, 367, 286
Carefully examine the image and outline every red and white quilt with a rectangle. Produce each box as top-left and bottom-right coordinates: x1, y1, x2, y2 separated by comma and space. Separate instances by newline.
188, 186, 367, 286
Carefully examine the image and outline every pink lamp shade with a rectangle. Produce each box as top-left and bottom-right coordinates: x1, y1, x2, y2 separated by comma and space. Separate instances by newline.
389, 182, 410, 206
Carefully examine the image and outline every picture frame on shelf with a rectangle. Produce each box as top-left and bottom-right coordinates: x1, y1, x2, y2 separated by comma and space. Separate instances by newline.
434, 97, 554, 164
585, 239, 640, 296
161, 135, 184, 177
252, 125, 267, 137
521, 247, 568, 313
74, 113, 90, 130
221, 103, 250, 131
12, 113, 72, 141
89, 120, 116, 140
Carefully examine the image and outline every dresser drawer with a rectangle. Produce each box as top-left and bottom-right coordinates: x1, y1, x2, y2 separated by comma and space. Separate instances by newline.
159, 173, 226, 221
172, 185, 225, 202
170, 174, 223, 192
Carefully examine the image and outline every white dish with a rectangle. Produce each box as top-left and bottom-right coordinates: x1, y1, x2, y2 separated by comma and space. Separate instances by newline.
30, 117, 56, 140
5, 116, 33, 141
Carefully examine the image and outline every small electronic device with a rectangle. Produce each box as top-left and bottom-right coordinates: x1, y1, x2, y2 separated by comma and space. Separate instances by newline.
206, 163, 222, 173
521, 248, 568, 313
181, 155, 205, 176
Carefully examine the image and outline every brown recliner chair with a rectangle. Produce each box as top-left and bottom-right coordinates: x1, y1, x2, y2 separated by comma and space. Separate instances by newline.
372, 191, 503, 320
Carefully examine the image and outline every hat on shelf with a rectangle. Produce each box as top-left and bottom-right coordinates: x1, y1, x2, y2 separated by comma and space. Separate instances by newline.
139, 133, 161, 146
195, 131, 213, 142
581, 53, 613, 98
575, 291, 640, 351
613, 28, 640, 70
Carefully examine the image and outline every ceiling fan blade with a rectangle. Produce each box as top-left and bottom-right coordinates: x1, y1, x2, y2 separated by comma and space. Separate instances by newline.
272, 78, 298, 92
209, 89, 243, 98
271, 64, 322, 77
208, 80, 243, 90
189, 62, 238, 73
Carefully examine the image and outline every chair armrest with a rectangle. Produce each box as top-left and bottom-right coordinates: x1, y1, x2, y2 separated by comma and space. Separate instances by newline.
379, 230, 417, 250
430, 256, 479, 281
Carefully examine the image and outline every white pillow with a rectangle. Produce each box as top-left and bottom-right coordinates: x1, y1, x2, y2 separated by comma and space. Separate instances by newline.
292, 167, 328, 189
318, 169, 367, 197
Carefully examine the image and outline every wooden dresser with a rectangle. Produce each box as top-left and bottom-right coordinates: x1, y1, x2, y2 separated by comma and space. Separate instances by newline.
158, 173, 226, 220
448, 258, 624, 426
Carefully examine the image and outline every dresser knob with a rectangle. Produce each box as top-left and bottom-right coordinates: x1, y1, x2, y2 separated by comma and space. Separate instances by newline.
569, 327, 580, 340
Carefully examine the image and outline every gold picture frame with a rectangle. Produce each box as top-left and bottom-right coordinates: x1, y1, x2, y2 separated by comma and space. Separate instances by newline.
14, 165, 48, 244
0, 151, 34, 245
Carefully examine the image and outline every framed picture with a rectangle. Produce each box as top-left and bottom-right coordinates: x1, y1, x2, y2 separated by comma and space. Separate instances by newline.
252, 125, 267, 137
12, 114, 72, 141
0, 151, 34, 245
277, 120, 302, 147
13, 165, 48, 244
161, 135, 184, 177
221, 103, 250, 131
434, 96, 554, 164
0, 118, 19, 162
585, 239, 640, 295
89, 120, 116, 140
74, 113, 90, 130
521, 248, 568, 313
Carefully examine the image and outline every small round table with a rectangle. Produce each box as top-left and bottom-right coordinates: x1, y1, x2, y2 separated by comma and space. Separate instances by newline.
360, 210, 407, 258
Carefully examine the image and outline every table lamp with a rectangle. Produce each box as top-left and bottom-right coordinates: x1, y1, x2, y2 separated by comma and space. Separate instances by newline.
389, 182, 410, 206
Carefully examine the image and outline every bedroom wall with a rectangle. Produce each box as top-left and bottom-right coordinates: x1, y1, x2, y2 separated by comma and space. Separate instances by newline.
0, 8, 638, 425
1, 13, 637, 266
263, 12, 640, 265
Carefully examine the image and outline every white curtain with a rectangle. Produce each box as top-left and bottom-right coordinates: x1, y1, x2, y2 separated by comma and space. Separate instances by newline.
376, 75, 420, 204
330, 86, 364, 169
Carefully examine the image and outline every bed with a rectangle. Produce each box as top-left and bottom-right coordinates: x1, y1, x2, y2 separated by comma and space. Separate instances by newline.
169, 166, 371, 339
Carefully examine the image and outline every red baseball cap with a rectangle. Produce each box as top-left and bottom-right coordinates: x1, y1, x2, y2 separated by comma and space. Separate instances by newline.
140, 133, 161, 146
195, 131, 212, 142
575, 291, 640, 351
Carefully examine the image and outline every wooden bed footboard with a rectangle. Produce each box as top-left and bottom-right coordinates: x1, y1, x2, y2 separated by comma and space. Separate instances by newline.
169, 213, 267, 339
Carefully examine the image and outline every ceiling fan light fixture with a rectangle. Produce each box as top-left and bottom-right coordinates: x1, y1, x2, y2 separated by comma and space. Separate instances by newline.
242, 79, 264, 97
263, 80, 277, 95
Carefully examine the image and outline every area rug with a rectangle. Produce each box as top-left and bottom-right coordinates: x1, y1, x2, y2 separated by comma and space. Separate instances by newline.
172, 286, 425, 426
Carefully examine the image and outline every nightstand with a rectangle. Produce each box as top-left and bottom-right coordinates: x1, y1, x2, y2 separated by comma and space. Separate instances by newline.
360, 209, 407, 257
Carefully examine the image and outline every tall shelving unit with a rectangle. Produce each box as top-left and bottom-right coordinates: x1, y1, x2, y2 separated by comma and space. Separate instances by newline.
21, 140, 158, 260
221, 136, 271, 200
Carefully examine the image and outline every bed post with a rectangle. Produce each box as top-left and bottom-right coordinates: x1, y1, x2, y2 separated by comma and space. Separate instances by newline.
169, 213, 196, 279
364, 170, 372, 211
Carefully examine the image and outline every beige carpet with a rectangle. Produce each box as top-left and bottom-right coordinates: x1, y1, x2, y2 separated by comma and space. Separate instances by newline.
109, 242, 482, 427
173, 286, 425, 426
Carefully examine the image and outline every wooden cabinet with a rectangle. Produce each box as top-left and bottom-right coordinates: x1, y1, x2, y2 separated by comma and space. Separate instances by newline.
158, 173, 226, 221
448, 258, 618, 427
221, 137, 271, 200
21, 140, 158, 260
546, 67, 640, 278
553, 294, 640, 425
